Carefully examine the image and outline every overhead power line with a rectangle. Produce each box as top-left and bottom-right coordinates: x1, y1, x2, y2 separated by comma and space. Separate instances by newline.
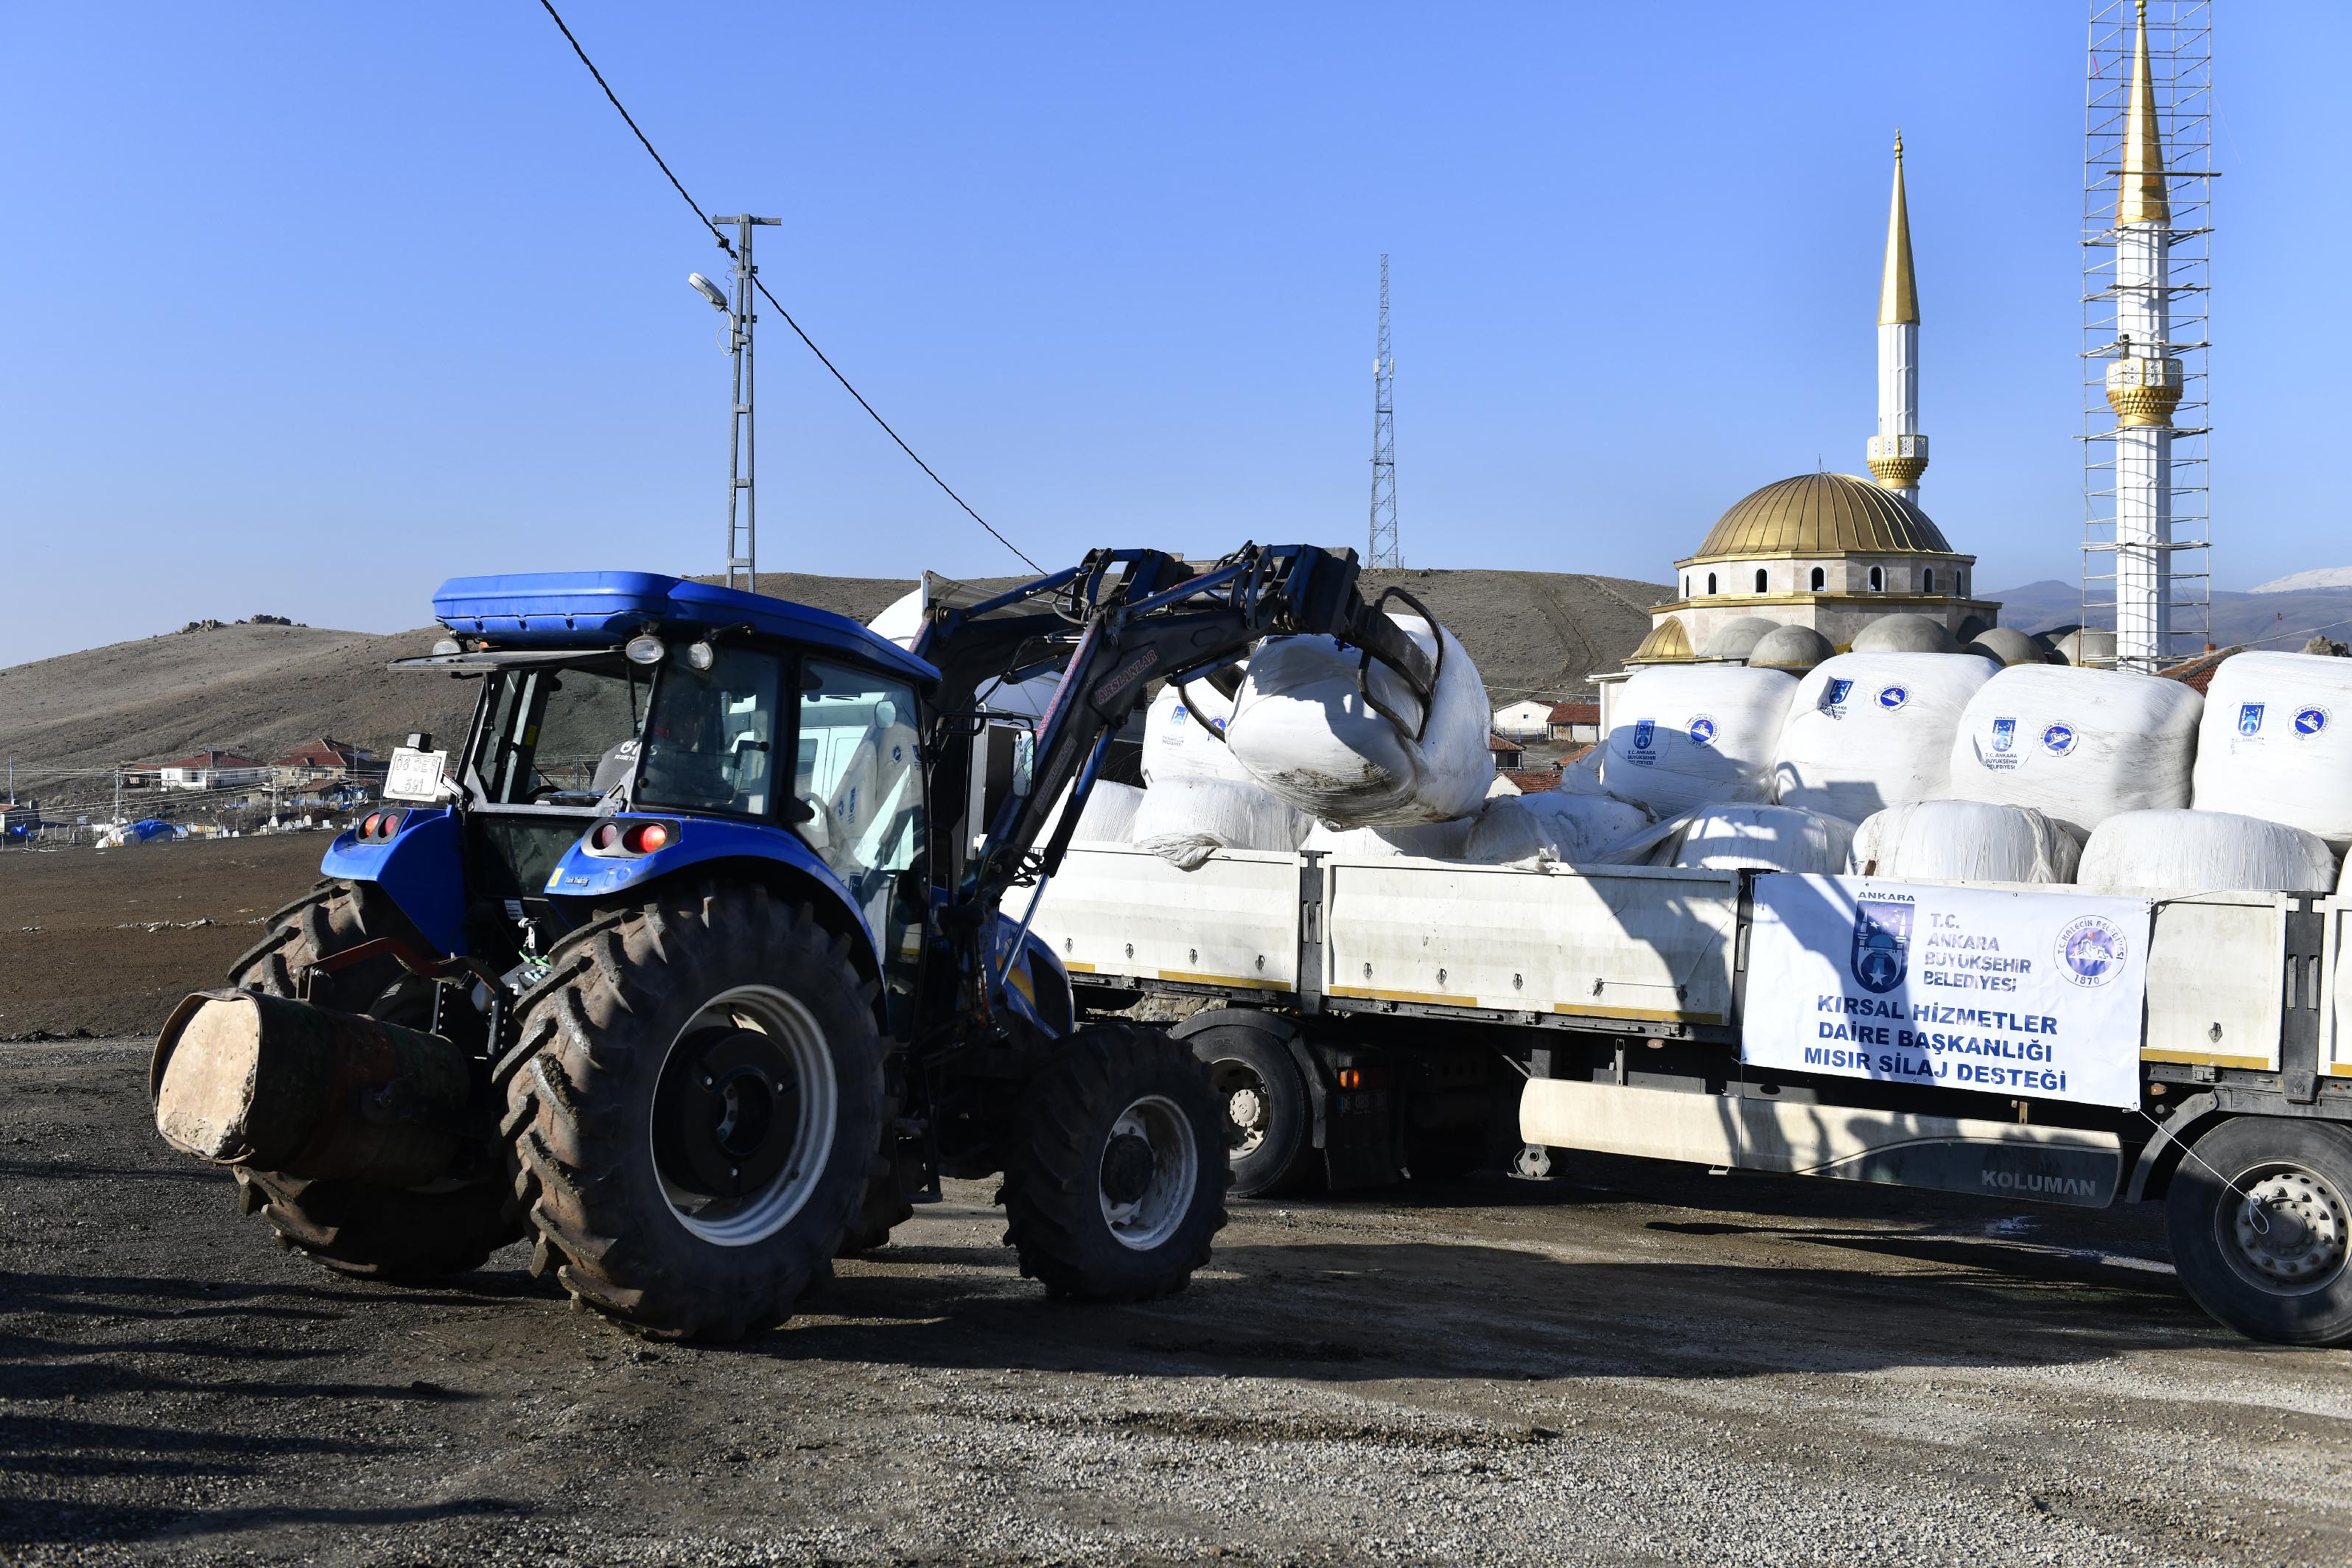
536, 0, 1041, 573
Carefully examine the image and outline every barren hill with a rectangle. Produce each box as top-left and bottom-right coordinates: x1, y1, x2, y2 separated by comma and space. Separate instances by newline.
0, 567, 1670, 784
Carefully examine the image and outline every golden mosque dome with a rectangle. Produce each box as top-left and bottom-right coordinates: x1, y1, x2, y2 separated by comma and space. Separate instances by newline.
1681, 472, 1954, 565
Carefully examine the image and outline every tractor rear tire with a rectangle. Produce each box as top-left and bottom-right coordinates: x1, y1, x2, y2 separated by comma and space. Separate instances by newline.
503, 881, 887, 1340
1002, 1024, 1228, 1301
225, 881, 522, 1281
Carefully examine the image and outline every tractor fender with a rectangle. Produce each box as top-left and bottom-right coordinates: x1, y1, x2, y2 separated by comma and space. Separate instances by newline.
545, 819, 883, 984
1172, 1009, 1329, 1149
319, 808, 466, 956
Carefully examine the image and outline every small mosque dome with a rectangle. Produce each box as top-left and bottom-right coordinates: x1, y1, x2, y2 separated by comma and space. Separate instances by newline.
1704, 616, 1782, 662
2053, 628, 2118, 668
1748, 623, 1836, 672
1964, 626, 2045, 667
1851, 612, 1961, 654
1628, 615, 1697, 665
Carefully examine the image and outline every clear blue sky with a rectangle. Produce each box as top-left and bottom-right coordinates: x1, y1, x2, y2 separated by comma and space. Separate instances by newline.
3, 2, 2344, 666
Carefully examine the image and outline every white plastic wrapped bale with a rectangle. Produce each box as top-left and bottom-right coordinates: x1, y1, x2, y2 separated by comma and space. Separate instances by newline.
1771, 652, 1994, 823
1301, 816, 1476, 860
1130, 776, 1312, 870
1658, 804, 1856, 874
2076, 808, 2337, 895
1140, 679, 1253, 785
1464, 791, 1653, 865
2190, 652, 2352, 851
1220, 615, 1491, 827
1945, 664, 2203, 839
1848, 800, 2080, 883
1034, 779, 1145, 847
1598, 665, 1798, 818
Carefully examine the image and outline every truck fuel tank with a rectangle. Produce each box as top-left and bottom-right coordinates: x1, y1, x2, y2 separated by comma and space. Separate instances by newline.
151, 990, 480, 1188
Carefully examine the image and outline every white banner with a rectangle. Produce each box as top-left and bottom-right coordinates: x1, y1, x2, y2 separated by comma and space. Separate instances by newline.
1741, 875, 2152, 1110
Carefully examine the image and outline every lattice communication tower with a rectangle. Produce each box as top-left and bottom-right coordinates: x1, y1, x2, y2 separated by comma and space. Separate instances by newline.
1368, 255, 1400, 570
2081, 1, 2213, 663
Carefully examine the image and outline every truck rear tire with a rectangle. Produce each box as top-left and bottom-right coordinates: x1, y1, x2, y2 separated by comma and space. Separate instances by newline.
1189, 1023, 1319, 1198
225, 881, 522, 1281
503, 882, 886, 1340
2166, 1116, 2352, 1345
1003, 1024, 1228, 1301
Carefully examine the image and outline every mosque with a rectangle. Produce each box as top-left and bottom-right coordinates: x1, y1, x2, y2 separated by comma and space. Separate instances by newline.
1603, 130, 2005, 699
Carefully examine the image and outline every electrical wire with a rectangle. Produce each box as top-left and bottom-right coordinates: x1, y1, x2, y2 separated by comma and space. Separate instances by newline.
535, 0, 1041, 575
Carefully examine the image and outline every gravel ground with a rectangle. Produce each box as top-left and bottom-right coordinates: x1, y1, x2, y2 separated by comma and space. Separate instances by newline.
6, 1037, 2351, 1567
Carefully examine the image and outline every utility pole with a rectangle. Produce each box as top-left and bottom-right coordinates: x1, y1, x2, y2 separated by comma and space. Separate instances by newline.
707, 214, 781, 592
1368, 256, 1400, 570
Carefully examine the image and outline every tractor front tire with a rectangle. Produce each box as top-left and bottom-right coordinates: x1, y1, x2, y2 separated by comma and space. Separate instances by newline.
1002, 1024, 1228, 1301
503, 882, 886, 1340
225, 881, 522, 1281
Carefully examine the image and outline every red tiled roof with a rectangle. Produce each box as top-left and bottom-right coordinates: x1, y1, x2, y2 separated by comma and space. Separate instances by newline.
1546, 701, 1599, 724
1502, 768, 1564, 794
273, 738, 368, 768
1488, 734, 1524, 753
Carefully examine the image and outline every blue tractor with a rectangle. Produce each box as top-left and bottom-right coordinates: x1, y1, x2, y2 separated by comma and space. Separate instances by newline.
150, 545, 1436, 1338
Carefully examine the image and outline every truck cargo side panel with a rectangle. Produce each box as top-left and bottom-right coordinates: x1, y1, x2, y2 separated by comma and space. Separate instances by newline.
1323, 860, 1739, 1023
2143, 894, 2286, 1071
1007, 847, 1300, 991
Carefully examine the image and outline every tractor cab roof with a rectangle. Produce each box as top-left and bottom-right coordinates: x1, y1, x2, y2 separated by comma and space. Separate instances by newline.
432, 571, 937, 686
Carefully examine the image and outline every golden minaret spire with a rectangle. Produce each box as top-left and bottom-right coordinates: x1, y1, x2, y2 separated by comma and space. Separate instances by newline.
2118, 0, 2171, 227
1879, 132, 1919, 326
1867, 133, 1926, 500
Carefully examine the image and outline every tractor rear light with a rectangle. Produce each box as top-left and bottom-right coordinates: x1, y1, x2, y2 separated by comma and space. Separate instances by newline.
628, 822, 672, 853
591, 821, 620, 850
369, 811, 406, 840
360, 813, 382, 838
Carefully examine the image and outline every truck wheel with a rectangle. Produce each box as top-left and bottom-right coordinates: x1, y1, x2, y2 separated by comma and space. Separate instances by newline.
1190, 1023, 1318, 1198
1002, 1024, 1228, 1301
225, 881, 522, 1281
504, 882, 886, 1339
2166, 1116, 2352, 1345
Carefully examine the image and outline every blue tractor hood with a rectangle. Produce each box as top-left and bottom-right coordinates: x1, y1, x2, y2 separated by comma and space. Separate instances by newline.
433, 570, 937, 685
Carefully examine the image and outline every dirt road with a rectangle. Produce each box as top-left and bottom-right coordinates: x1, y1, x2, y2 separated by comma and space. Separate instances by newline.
7, 1033, 2351, 1567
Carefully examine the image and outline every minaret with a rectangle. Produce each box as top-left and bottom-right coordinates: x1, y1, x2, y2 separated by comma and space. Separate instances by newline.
1866, 134, 1927, 505
2106, 0, 2183, 669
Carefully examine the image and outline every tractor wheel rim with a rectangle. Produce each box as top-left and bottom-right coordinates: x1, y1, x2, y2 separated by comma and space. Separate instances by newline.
2221, 1161, 2350, 1295
1099, 1093, 1197, 1253
1211, 1059, 1271, 1159
651, 984, 837, 1247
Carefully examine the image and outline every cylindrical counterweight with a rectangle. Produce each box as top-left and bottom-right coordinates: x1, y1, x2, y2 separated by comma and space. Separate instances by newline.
150, 989, 477, 1187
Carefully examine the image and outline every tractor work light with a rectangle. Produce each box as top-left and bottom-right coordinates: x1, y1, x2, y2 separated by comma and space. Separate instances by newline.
683, 640, 716, 671
625, 635, 666, 665
430, 637, 461, 657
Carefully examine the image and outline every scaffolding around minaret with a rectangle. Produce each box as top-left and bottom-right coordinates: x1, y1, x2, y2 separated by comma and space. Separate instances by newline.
2081, 0, 2213, 671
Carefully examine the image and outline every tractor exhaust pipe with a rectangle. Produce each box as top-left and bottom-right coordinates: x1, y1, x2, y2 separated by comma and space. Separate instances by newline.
151, 990, 479, 1188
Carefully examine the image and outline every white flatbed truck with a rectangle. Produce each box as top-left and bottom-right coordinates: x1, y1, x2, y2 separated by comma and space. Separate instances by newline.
1008, 845, 2352, 1344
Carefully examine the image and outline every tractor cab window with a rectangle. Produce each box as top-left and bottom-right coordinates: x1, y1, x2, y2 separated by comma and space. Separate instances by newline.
794, 661, 924, 915
477, 661, 648, 805
637, 646, 786, 817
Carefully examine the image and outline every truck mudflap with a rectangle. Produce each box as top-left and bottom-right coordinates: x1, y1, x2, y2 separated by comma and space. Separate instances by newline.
1520, 1079, 2122, 1208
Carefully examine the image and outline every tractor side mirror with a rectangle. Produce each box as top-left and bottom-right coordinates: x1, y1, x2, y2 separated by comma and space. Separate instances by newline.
1010, 729, 1035, 799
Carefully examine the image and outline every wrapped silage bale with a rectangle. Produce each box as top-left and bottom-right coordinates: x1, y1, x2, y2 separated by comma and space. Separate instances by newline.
1656, 804, 1857, 874
1945, 664, 2203, 839
1301, 816, 1477, 860
2189, 652, 2352, 852
1771, 653, 1994, 824
1141, 679, 1253, 785
1599, 665, 1798, 818
1035, 780, 1145, 847
1221, 616, 1491, 827
2076, 808, 2337, 895
1464, 791, 1653, 865
1848, 800, 2080, 883
1130, 776, 1312, 869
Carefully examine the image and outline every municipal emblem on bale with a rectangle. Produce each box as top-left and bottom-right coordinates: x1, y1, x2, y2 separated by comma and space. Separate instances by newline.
1849, 895, 1914, 995
1631, 718, 1655, 752
2042, 724, 2077, 755
1991, 718, 2017, 754
2057, 914, 2128, 988
1687, 715, 1716, 748
1877, 685, 1908, 711
2239, 703, 2265, 738
1823, 679, 1853, 710
2296, 707, 2328, 738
